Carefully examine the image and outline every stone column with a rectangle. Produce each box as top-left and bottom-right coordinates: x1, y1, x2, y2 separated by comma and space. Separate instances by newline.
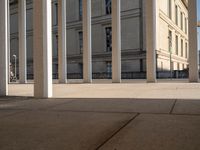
83, 0, 92, 83
112, 0, 121, 83
188, 0, 199, 82
8, 0, 10, 84
19, 0, 27, 83
145, 0, 158, 82
58, 0, 67, 83
0, 0, 8, 96
33, 0, 52, 98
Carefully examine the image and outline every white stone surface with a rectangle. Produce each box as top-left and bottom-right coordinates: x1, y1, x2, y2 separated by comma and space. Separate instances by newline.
188, 0, 199, 82
83, 0, 92, 83
58, 0, 67, 83
145, 0, 157, 82
33, 0, 52, 98
112, 0, 121, 83
19, 0, 27, 84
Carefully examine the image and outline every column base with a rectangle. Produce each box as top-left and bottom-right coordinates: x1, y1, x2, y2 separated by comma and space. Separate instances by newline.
83, 79, 92, 83
146, 79, 157, 83
59, 79, 67, 84
112, 79, 121, 83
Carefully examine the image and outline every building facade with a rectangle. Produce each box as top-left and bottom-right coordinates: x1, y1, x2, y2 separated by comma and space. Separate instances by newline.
9, 0, 189, 79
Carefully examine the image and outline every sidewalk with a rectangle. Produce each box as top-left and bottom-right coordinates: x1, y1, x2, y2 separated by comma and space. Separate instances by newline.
1, 79, 200, 149
0, 97, 200, 150
8, 79, 200, 99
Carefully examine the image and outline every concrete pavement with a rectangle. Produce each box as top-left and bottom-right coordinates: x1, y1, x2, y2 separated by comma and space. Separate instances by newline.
0, 97, 200, 150
8, 79, 200, 99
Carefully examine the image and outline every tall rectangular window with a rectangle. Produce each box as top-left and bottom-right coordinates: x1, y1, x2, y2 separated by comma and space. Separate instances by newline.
168, 30, 172, 52
181, 39, 183, 57
140, 59, 143, 72
79, 0, 82, 20
185, 18, 187, 34
168, 0, 172, 19
106, 61, 112, 79
105, 0, 111, 15
180, 12, 183, 30
185, 42, 188, 58
176, 35, 178, 55
105, 27, 112, 52
79, 31, 83, 54
175, 5, 178, 25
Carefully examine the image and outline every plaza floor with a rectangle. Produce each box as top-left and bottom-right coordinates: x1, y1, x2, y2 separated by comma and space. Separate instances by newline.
0, 79, 200, 150
8, 79, 200, 99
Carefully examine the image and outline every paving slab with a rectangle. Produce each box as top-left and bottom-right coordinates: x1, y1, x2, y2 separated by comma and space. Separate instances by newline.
0, 99, 73, 110
99, 114, 200, 150
52, 98, 175, 114
0, 110, 24, 118
173, 100, 200, 115
0, 111, 136, 150
0, 96, 31, 104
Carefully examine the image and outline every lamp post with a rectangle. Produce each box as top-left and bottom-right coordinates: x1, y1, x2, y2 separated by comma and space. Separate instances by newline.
12, 54, 17, 79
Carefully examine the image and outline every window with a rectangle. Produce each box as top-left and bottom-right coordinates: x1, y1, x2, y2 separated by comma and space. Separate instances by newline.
181, 39, 183, 57
185, 42, 188, 58
106, 61, 112, 79
79, 0, 82, 20
140, 59, 143, 72
176, 35, 178, 55
185, 18, 188, 34
180, 12, 183, 30
182, 64, 184, 70
177, 63, 180, 70
105, 27, 112, 52
79, 31, 83, 54
161, 62, 163, 71
175, 5, 178, 25
55, 3, 58, 25
105, 0, 111, 15
168, 30, 172, 52
168, 0, 172, 19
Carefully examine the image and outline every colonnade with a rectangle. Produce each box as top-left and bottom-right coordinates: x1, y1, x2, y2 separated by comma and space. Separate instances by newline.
0, 0, 198, 98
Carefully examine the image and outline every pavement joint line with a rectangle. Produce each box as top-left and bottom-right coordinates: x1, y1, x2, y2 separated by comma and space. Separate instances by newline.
95, 113, 140, 150
47, 109, 138, 115
170, 113, 200, 116
42, 109, 176, 115
169, 99, 177, 114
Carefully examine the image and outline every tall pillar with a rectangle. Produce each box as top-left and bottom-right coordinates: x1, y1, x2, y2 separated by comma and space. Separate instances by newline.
188, 0, 199, 82
8, 0, 10, 84
0, 0, 8, 96
33, 0, 52, 98
112, 0, 121, 83
83, 0, 92, 83
58, 0, 67, 83
19, 0, 27, 83
145, 0, 158, 83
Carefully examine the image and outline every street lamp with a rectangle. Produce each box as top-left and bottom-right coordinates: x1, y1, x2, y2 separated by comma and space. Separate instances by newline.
12, 54, 17, 79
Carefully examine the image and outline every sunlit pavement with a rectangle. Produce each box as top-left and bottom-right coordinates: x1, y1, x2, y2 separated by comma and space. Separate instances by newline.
0, 79, 200, 150
8, 79, 200, 99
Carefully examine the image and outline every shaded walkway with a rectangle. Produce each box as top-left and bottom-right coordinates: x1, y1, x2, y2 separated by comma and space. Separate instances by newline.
0, 97, 200, 150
